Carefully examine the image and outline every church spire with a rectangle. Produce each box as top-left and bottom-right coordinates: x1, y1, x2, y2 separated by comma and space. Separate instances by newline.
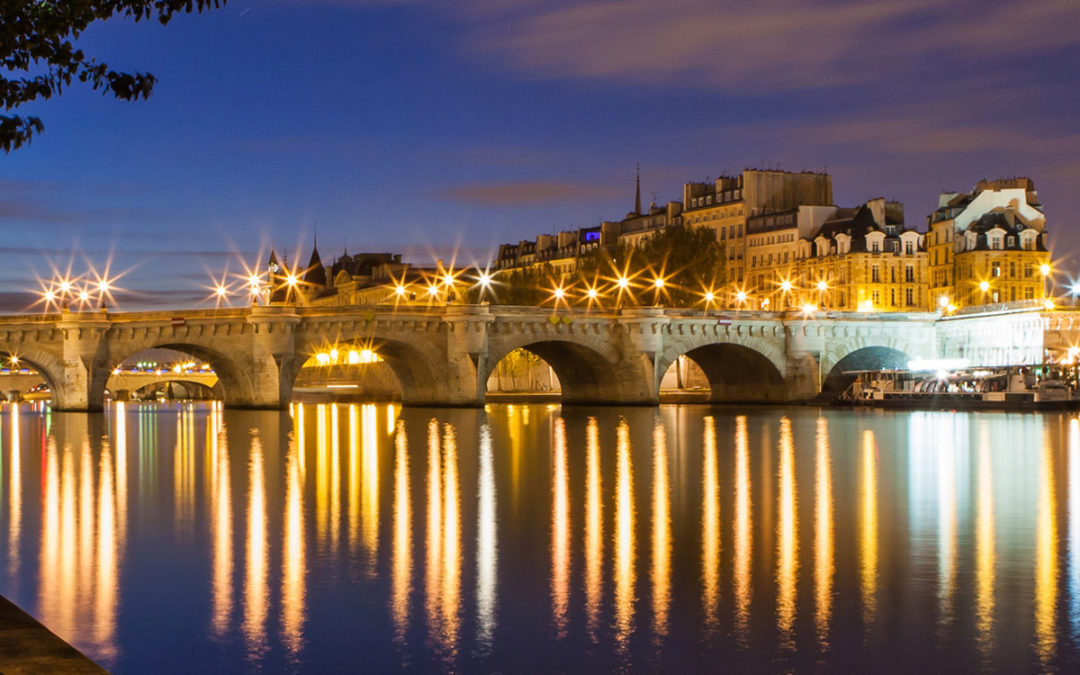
634, 164, 641, 215
304, 232, 327, 288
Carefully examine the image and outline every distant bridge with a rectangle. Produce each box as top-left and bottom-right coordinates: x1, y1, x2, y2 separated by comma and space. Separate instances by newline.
0, 302, 1066, 411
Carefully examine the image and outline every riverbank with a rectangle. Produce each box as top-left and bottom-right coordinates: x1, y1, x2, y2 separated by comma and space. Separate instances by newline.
0, 595, 106, 674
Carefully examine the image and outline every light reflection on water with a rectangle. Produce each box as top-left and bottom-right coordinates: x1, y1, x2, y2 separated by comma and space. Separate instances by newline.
2, 403, 1080, 672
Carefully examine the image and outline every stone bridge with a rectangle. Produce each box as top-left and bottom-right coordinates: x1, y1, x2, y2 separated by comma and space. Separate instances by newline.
0, 302, 1063, 411
0, 370, 220, 401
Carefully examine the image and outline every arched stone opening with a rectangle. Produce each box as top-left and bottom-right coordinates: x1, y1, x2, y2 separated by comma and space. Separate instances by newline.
667, 343, 787, 403
485, 340, 624, 404
657, 355, 710, 397
292, 338, 450, 405
823, 346, 910, 393
102, 345, 252, 408
486, 347, 561, 397
292, 342, 404, 402
0, 349, 60, 404
128, 380, 220, 402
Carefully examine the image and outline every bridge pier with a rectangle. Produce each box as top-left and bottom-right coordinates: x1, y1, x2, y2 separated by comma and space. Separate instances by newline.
245, 307, 301, 409
54, 312, 111, 412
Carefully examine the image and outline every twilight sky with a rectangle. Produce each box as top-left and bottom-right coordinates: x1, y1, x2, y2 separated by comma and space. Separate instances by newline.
3, 0, 1080, 310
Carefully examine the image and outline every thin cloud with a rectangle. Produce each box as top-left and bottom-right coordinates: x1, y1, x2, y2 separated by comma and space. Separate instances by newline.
437, 180, 619, 206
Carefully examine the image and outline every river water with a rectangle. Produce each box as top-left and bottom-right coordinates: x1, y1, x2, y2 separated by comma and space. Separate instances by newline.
0, 402, 1078, 673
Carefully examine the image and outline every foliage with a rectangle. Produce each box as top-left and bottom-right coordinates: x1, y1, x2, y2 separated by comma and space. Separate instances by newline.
574, 224, 727, 307
465, 263, 559, 306
0, 0, 226, 151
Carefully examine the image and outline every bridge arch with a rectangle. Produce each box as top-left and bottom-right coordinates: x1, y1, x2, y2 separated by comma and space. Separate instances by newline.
484, 335, 638, 404
293, 334, 450, 405
656, 338, 787, 402
127, 379, 221, 401
822, 345, 911, 393
102, 342, 256, 409
0, 345, 64, 404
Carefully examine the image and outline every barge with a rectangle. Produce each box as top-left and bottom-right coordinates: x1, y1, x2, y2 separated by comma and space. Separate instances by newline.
837, 364, 1078, 411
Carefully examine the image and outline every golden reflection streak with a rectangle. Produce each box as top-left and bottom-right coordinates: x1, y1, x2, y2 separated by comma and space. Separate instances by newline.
614, 419, 636, 655
584, 417, 603, 642
59, 445, 76, 637
974, 421, 995, 657
776, 418, 798, 649
8, 402, 20, 579
387, 404, 395, 437
861, 430, 879, 625
115, 402, 127, 560
1071, 418, 1080, 643
94, 442, 117, 662
38, 438, 59, 638
243, 434, 269, 660
79, 441, 94, 598
210, 412, 233, 639
330, 403, 341, 553
937, 423, 957, 630
652, 421, 671, 641
362, 404, 380, 573
551, 417, 570, 637
1035, 423, 1058, 665
701, 416, 720, 634
508, 405, 522, 512
733, 415, 752, 642
348, 404, 360, 553
174, 409, 195, 534
316, 404, 328, 548
425, 419, 443, 648
441, 424, 462, 659
297, 402, 306, 478
476, 424, 497, 652
392, 421, 412, 646
281, 438, 306, 657
814, 417, 834, 649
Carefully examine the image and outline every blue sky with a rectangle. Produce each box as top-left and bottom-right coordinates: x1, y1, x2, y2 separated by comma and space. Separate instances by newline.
3, 0, 1080, 310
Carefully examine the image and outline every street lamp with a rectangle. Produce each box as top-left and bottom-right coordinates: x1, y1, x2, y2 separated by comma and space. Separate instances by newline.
477, 271, 493, 303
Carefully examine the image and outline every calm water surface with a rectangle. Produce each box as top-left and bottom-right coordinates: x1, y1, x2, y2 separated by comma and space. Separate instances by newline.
0, 402, 1079, 673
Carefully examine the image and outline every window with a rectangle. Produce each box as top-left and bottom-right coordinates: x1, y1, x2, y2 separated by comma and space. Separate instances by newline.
872, 291, 880, 304
1024, 264, 1033, 278
1025, 287, 1034, 300
992, 262, 1001, 277
872, 266, 880, 282
872, 241, 880, 253
1010, 262, 1016, 278
992, 291, 999, 303
906, 288, 914, 306
905, 242, 914, 255
905, 266, 915, 282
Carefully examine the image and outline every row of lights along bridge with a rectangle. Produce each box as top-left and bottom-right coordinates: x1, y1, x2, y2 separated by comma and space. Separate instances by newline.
32, 258, 1064, 314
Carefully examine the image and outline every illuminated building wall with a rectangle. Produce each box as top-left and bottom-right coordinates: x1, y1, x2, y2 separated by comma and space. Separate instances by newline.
796, 198, 928, 312
927, 178, 1050, 309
